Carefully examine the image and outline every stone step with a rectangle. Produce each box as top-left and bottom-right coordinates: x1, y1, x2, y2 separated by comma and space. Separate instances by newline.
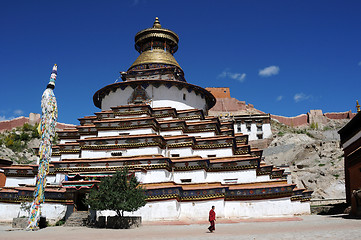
64, 211, 89, 227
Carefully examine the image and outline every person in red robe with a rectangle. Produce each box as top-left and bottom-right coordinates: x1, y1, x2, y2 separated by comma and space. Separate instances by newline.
208, 206, 216, 232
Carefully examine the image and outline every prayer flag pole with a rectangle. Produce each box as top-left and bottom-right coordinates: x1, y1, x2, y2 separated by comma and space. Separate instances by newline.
27, 64, 58, 230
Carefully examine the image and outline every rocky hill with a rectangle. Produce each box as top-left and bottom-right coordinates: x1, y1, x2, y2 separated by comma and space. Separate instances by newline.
0, 123, 42, 164
263, 119, 349, 200
0, 114, 74, 164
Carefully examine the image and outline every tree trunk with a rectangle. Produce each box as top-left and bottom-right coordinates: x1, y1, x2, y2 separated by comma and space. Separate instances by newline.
116, 210, 121, 218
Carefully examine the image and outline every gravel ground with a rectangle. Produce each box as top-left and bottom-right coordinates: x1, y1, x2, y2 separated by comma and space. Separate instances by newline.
1, 215, 361, 240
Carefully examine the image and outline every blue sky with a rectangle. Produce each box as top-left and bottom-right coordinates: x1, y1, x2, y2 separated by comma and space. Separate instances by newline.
0, 0, 360, 124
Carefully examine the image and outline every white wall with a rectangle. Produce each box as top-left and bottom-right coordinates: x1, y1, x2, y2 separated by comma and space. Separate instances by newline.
158, 116, 174, 121
173, 170, 207, 183
42, 203, 68, 224
115, 114, 149, 119
206, 170, 256, 183
0, 202, 22, 221
101, 85, 208, 112
81, 146, 161, 158
159, 130, 183, 136
124, 147, 162, 156
97, 128, 156, 137
60, 139, 77, 144
0, 202, 67, 223
235, 123, 272, 141
290, 201, 311, 215
140, 169, 171, 183
255, 175, 271, 182
80, 134, 96, 140
163, 147, 193, 158
50, 156, 61, 162
193, 148, 233, 158
80, 150, 112, 158
96, 197, 310, 221
135, 168, 269, 184
97, 199, 180, 221
186, 132, 216, 138
46, 175, 57, 185
60, 153, 80, 160
5, 175, 64, 188
5, 177, 35, 187
46, 174, 66, 185
262, 123, 272, 139
179, 199, 224, 220
224, 197, 306, 218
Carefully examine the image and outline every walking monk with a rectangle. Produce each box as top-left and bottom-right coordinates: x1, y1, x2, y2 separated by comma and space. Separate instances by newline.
208, 206, 216, 233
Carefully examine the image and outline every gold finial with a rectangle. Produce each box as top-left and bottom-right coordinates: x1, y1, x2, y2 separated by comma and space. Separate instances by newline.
153, 17, 161, 28
357, 100, 360, 112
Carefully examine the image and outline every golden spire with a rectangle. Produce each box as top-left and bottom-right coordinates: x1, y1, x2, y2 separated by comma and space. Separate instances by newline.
129, 17, 181, 71
153, 17, 161, 28
357, 100, 360, 112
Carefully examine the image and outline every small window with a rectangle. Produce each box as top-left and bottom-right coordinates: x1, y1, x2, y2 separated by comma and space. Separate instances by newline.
111, 152, 123, 156
257, 134, 263, 139
237, 124, 242, 132
246, 124, 251, 132
183, 93, 186, 100
171, 154, 180, 157
224, 178, 238, 184
181, 179, 192, 183
207, 154, 216, 158
257, 125, 262, 131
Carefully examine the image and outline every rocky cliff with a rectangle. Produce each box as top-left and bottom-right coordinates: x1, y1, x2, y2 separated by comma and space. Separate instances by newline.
263, 119, 349, 200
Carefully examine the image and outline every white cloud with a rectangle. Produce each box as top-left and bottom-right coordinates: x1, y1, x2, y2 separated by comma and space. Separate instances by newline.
259, 65, 280, 77
0, 109, 21, 121
218, 70, 246, 82
13, 109, 24, 116
276, 95, 283, 101
0, 115, 14, 121
294, 93, 311, 102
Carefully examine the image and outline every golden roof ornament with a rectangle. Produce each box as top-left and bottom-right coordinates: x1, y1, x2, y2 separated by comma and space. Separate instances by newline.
153, 17, 161, 28
357, 100, 360, 112
129, 17, 181, 71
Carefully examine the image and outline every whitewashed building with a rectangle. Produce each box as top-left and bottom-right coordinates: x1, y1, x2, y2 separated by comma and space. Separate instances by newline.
0, 18, 311, 223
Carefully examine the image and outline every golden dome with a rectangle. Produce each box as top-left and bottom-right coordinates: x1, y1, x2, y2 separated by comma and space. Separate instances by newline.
129, 17, 181, 71
129, 49, 181, 69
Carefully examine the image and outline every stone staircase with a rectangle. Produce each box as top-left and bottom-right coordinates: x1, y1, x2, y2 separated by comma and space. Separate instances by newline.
64, 211, 88, 227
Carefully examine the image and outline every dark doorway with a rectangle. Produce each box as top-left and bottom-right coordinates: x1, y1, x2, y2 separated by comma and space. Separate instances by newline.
75, 192, 88, 211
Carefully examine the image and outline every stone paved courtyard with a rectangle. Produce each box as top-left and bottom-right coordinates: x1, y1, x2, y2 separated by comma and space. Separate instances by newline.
1, 215, 361, 240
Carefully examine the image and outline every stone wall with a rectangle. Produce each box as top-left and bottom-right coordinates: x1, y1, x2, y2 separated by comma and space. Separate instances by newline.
0, 172, 6, 187
271, 110, 356, 127
205, 87, 231, 98
0, 113, 74, 132
325, 110, 356, 120
271, 114, 308, 127
0, 117, 29, 133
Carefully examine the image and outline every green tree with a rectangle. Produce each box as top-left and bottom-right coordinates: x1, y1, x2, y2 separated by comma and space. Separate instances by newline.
86, 168, 147, 217
22, 123, 32, 132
